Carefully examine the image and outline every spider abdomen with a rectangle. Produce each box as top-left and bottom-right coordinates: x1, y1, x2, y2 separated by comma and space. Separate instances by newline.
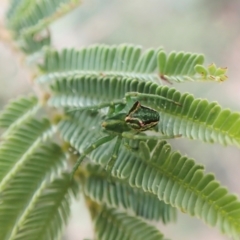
125, 101, 159, 131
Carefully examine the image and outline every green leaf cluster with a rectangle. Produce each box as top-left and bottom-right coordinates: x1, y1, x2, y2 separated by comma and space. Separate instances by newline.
6, 0, 81, 53
38, 44, 228, 83
1, 1, 240, 240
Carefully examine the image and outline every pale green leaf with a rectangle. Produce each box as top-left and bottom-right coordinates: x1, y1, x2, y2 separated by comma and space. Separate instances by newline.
94, 207, 166, 240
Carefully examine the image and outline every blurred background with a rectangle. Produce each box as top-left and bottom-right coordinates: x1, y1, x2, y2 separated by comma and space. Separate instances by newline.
0, 0, 240, 239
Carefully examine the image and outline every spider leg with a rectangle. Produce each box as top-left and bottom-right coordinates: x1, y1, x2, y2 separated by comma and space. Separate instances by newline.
123, 139, 140, 151
122, 131, 182, 141
125, 92, 181, 106
67, 99, 125, 112
71, 135, 116, 179
105, 136, 122, 177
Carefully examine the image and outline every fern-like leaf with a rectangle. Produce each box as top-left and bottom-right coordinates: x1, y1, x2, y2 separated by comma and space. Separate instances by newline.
51, 75, 240, 147
10, 174, 79, 240
83, 164, 176, 222
0, 96, 39, 136
37, 45, 225, 84
6, 0, 80, 54
7, 0, 80, 36
194, 63, 228, 82
0, 118, 55, 187
37, 45, 163, 83
58, 110, 114, 168
0, 143, 66, 240
124, 140, 240, 239
58, 110, 240, 239
158, 51, 227, 82
158, 51, 203, 82
94, 206, 166, 240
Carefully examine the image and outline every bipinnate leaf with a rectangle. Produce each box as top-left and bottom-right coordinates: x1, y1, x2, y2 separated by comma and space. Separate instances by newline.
94, 206, 166, 240
0, 95, 39, 136
0, 118, 55, 185
123, 140, 240, 239
11, 174, 79, 240
0, 143, 67, 240
37, 45, 225, 84
84, 164, 176, 223
57, 109, 240, 239
50, 75, 240, 147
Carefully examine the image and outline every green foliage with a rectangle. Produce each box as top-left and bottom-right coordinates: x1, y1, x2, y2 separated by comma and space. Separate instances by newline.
7, 0, 80, 35
38, 45, 163, 83
0, 118, 54, 184
158, 51, 204, 82
7, 0, 80, 53
58, 110, 240, 238
84, 164, 176, 222
0, 143, 67, 240
126, 140, 240, 238
158, 51, 227, 82
94, 206, 165, 240
11, 174, 78, 240
1, 1, 240, 240
49, 75, 240, 146
194, 63, 228, 82
37, 45, 226, 84
0, 95, 39, 136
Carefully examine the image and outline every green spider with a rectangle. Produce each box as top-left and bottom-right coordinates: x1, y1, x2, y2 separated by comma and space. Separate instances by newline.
69, 92, 181, 178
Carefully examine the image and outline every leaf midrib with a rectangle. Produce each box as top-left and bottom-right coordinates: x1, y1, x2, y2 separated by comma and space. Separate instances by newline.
161, 109, 239, 146
149, 158, 240, 233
